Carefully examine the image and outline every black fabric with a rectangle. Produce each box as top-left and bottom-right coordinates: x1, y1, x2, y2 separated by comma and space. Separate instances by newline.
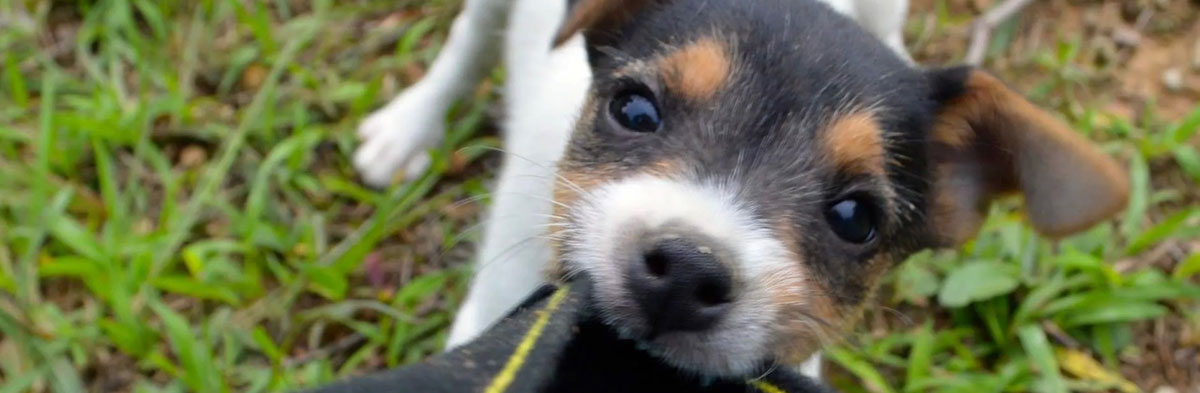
305, 281, 837, 393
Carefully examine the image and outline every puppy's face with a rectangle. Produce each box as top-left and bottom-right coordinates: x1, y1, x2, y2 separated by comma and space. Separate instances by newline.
549, 0, 1129, 377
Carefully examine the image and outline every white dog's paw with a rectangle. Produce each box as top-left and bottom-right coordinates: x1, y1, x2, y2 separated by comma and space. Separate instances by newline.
354, 88, 447, 188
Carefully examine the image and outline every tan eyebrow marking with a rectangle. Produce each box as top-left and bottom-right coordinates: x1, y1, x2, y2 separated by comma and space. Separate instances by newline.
658, 38, 732, 101
823, 112, 887, 176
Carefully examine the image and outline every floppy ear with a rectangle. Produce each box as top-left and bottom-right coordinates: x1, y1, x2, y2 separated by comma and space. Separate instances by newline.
553, 0, 658, 48
925, 67, 1129, 246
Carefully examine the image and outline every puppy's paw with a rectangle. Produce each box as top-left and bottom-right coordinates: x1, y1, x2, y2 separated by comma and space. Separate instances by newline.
354, 88, 447, 188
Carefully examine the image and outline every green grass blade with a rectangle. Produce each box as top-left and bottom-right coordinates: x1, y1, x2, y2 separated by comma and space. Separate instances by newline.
1017, 325, 1067, 393
827, 347, 897, 393
3, 53, 28, 109
1173, 252, 1200, 280
1119, 152, 1150, 238
903, 322, 935, 393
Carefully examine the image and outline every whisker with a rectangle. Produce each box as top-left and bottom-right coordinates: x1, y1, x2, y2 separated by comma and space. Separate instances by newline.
459, 145, 586, 194
875, 306, 915, 328
473, 234, 566, 276
428, 212, 569, 267
447, 189, 575, 212
749, 361, 780, 382
507, 173, 589, 196
443, 213, 567, 245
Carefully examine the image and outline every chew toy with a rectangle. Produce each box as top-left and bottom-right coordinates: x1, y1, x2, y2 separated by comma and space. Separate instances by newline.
306, 281, 836, 393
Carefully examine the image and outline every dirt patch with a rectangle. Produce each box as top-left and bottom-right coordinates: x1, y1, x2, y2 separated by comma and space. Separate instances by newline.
911, 0, 1200, 122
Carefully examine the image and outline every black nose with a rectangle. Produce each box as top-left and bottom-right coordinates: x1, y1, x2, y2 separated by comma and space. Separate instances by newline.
628, 238, 734, 336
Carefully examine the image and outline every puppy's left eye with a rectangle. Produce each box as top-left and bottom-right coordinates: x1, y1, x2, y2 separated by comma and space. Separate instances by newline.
825, 197, 877, 244
609, 90, 662, 132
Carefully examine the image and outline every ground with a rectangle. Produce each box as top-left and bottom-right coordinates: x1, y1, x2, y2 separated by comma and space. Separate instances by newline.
0, 0, 1197, 392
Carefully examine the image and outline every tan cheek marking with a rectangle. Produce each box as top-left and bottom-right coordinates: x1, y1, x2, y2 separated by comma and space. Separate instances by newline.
547, 159, 683, 276
546, 167, 614, 278
553, 159, 681, 213
769, 222, 893, 364
658, 38, 732, 101
769, 266, 840, 364
773, 276, 875, 365
823, 112, 887, 176
768, 222, 839, 363
554, 167, 614, 211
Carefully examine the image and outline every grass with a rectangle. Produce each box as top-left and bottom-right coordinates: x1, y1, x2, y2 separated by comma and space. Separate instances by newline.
0, 0, 1197, 392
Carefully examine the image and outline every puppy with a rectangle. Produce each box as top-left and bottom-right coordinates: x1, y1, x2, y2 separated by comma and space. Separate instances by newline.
356, 0, 911, 379
356, 0, 1128, 381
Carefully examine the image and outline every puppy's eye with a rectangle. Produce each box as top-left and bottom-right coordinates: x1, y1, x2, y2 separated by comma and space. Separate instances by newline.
609, 90, 661, 132
825, 197, 877, 244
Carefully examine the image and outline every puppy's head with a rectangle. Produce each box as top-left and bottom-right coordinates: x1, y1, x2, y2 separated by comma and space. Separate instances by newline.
549, 0, 1128, 377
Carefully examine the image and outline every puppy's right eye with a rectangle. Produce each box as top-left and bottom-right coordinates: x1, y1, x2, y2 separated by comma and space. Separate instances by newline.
609, 90, 662, 133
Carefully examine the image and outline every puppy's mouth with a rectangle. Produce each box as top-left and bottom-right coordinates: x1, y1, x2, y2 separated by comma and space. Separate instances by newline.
554, 175, 804, 377
566, 225, 782, 377
583, 248, 778, 377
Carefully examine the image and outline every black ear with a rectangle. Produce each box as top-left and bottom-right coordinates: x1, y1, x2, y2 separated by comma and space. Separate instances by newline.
924, 67, 1129, 246
553, 0, 660, 54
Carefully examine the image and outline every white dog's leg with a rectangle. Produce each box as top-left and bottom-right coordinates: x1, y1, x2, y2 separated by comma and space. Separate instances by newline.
354, 0, 513, 187
853, 0, 912, 61
446, 0, 592, 348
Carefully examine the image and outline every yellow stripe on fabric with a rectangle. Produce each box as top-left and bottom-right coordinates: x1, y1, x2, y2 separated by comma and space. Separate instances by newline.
483, 287, 571, 393
751, 380, 787, 393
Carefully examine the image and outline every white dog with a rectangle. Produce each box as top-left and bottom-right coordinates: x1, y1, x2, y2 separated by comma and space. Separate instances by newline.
355, 0, 912, 379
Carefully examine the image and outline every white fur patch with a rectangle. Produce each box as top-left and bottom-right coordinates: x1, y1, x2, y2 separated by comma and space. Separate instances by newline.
561, 175, 800, 376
